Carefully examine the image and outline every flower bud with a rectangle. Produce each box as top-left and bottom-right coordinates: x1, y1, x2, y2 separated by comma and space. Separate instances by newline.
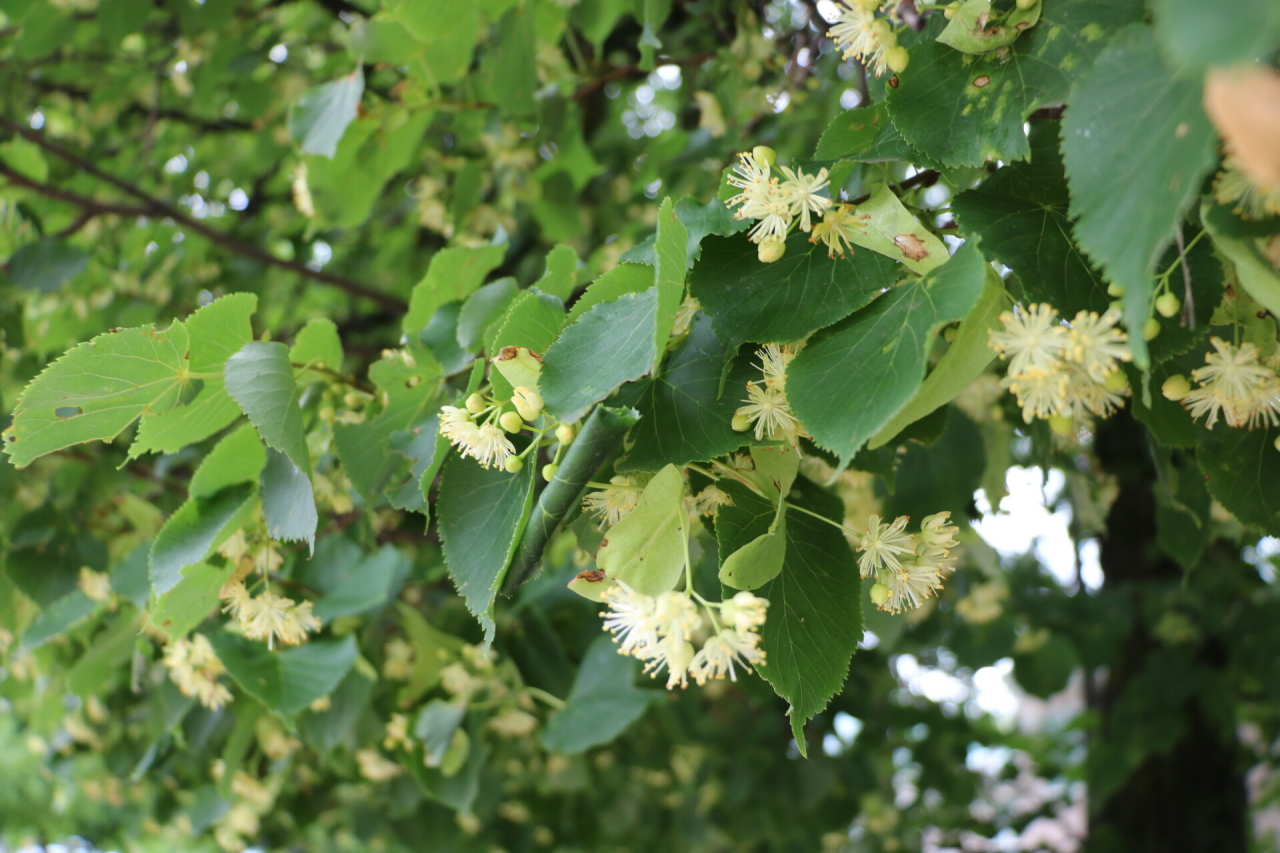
1143, 317, 1161, 340
757, 240, 786, 263
542, 463, 559, 482
504, 456, 524, 473
732, 413, 752, 432
1155, 292, 1181, 318
465, 393, 486, 414
512, 386, 544, 421
870, 583, 891, 607
751, 145, 776, 168
1102, 370, 1129, 393
1106, 282, 1125, 298
555, 424, 575, 445
499, 411, 524, 433
1048, 414, 1074, 436
1162, 374, 1191, 401
886, 45, 909, 73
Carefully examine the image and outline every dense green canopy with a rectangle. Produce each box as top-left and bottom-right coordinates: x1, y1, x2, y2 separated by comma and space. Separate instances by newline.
2, 0, 1280, 851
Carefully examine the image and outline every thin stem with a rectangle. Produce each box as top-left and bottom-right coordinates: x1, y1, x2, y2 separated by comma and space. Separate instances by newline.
525, 686, 566, 710
681, 513, 695, 595
291, 362, 375, 395
784, 500, 862, 541
0, 117, 406, 312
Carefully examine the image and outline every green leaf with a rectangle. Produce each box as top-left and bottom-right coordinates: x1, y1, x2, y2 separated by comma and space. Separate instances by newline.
1062, 24, 1220, 369
951, 127, 1109, 315
621, 197, 750, 267
540, 288, 658, 419
457, 278, 520, 353
190, 423, 266, 498
3, 321, 191, 468
260, 448, 318, 550
304, 112, 433, 229
382, 0, 481, 85
150, 483, 257, 597
789, 243, 988, 466
505, 406, 638, 592
6, 239, 89, 293
290, 317, 344, 373
481, 6, 538, 117
415, 700, 467, 767
20, 590, 99, 651
869, 268, 1007, 448
1203, 203, 1280, 320
332, 349, 443, 504
224, 341, 311, 476
814, 104, 890, 161
886, 0, 1146, 167
1197, 425, 1280, 538
288, 68, 364, 159
637, 0, 672, 70
565, 263, 653, 324
404, 245, 507, 335
68, 609, 140, 696
313, 545, 410, 620
884, 409, 986, 523
0, 136, 48, 183
1128, 359, 1199, 449
595, 464, 688, 596
750, 445, 800, 498
719, 498, 787, 591
617, 313, 752, 472
487, 289, 567, 364
151, 561, 237, 641
653, 196, 690, 370
689, 231, 901, 349
212, 634, 360, 716
437, 454, 538, 644
937, 0, 1042, 54
718, 477, 862, 745
532, 246, 578, 302
1151, 0, 1280, 70
396, 601, 466, 706
540, 635, 658, 754
846, 185, 948, 275
133, 293, 258, 457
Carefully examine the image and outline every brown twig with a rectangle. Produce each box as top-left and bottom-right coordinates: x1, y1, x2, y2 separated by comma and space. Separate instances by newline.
0, 118, 406, 311
572, 51, 717, 100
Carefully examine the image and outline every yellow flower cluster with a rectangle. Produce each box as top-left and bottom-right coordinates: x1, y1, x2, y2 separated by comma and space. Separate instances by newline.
733, 343, 806, 445
726, 148, 835, 262
601, 583, 768, 689
1164, 337, 1280, 429
856, 512, 959, 614
826, 0, 909, 77
988, 304, 1132, 425
163, 634, 232, 711
220, 580, 321, 649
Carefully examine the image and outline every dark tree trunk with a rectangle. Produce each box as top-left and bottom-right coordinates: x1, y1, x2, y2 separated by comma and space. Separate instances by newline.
1086, 412, 1248, 853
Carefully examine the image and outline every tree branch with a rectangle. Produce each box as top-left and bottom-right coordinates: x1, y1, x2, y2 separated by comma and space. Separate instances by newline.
572, 51, 717, 101
0, 118, 406, 312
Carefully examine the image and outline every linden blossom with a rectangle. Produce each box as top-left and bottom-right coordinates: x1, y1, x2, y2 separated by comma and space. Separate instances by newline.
600, 581, 770, 691
853, 512, 960, 615
988, 303, 1133, 426
724, 148, 832, 263
1178, 337, 1280, 430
